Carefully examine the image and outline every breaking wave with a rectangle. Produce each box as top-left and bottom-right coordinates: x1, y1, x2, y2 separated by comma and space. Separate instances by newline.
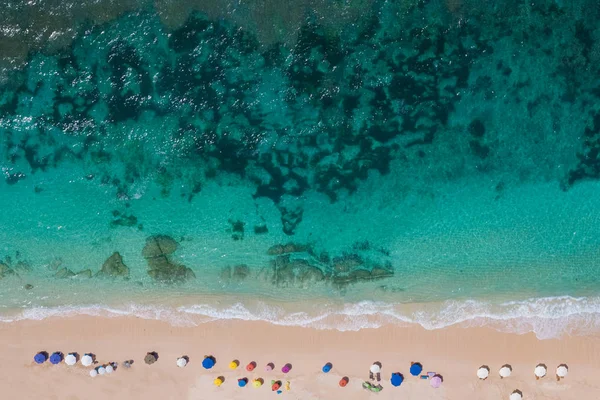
1, 296, 599, 340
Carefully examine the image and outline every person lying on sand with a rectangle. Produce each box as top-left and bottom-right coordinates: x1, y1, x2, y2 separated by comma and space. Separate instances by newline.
362, 381, 383, 392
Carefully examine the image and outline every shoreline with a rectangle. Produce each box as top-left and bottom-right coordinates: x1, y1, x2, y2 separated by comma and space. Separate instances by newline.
1, 294, 600, 340
2, 315, 600, 399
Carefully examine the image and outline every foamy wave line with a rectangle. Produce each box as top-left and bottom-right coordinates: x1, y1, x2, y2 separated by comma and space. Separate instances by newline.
1, 296, 599, 339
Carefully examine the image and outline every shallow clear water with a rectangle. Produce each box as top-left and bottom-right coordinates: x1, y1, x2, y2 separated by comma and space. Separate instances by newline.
2, 0, 600, 338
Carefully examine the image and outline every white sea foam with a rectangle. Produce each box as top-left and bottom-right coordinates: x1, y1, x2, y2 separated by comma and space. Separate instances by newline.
1, 296, 599, 339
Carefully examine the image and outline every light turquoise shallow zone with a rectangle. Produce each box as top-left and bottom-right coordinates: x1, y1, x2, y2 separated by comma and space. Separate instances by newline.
1, 164, 600, 309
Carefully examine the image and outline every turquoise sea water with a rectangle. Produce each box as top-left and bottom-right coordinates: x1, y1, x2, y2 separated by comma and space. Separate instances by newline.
2, 0, 600, 339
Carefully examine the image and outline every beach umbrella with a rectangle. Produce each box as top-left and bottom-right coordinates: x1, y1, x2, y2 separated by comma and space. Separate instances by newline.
81, 354, 93, 367
252, 379, 263, 388
556, 365, 568, 378
282, 363, 292, 373
229, 360, 239, 370
177, 357, 187, 368
322, 363, 332, 373
534, 364, 547, 379
105, 364, 114, 374
145, 352, 158, 365
49, 352, 63, 365
499, 366, 512, 378
238, 378, 248, 387
98, 366, 106, 375
34, 352, 47, 364
477, 366, 490, 380
202, 356, 215, 369
246, 361, 256, 371
65, 353, 77, 366
89, 369, 98, 377
214, 377, 223, 387
265, 362, 274, 371
410, 362, 423, 376
339, 377, 349, 387
390, 372, 404, 387
509, 391, 523, 400
430, 375, 443, 388
370, 363, 381, 374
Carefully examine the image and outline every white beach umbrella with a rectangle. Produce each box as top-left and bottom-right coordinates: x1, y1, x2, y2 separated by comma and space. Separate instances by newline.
499, 366, 512, 378
97, 366, 106, 375
534, 364, 547, 378
370, 364, 381, 374
89, 369, 98, 377
65, 353, 77, 366
556, 365, 568, 378
477, 367, 490, 379
177, 357, 187, 368
509, 392, 522, 400
81, 354, 93, 367
105, 365, 114, 374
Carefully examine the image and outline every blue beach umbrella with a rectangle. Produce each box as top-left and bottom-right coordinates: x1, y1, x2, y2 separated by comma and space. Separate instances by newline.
34, 352, 47, 364
410, 363, 423, 376
202, 356, 215, 369
391, 372, 404, 387
49, 352, 63, 365
322, 363, 332, 373
238, 378, 247, 387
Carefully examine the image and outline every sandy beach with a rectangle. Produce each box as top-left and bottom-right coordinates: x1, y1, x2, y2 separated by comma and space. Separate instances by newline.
1, 316, 599, 399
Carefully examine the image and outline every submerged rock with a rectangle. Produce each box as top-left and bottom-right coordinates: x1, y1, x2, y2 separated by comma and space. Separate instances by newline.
267, 243, 309, 255
370, 267, 393, 279
332, 254, 363, 273
142, 235, 179, 259
271, 255, 325, 287
54, 267, 75, 279
142, 235, 194, 283
47, 258, 62, 271
147, 260, 196, 282
13, 261, 31, 273
97, 252, 130, 278
220, 264, 250, 282
24, 284, 34, 290
331, 265, 394, 287
110, 212, 138, 228
0, 263, 14, 279
75, 269, 93, 279
253, 224, 268, 234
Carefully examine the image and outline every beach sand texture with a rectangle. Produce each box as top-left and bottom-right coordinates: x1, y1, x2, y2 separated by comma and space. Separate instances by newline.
2, 316, 599, 399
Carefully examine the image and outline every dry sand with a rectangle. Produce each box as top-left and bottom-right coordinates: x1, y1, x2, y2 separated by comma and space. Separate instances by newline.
1, 316, 599, 399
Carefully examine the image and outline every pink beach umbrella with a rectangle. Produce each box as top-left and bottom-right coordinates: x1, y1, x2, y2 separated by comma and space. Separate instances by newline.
430, 375, 443, 388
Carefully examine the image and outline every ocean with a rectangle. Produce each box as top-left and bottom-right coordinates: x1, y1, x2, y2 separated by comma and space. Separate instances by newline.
1, 0, 600, 339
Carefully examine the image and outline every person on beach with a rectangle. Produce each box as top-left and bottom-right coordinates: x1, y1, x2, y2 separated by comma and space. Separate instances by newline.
369, 362, 382, 381
363, 381, 383, 392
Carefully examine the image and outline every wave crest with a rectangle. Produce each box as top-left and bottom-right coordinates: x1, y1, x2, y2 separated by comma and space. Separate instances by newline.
1, 296, 599, 339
